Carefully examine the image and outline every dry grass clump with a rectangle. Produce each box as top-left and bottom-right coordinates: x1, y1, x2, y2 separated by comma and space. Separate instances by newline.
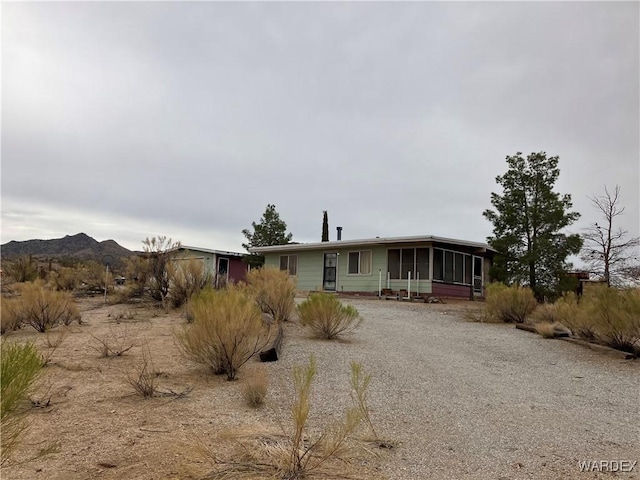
3, 256, 38, 283
9, 282, 81, 332
532, 289, 639, 354
532, 303, 559, 324
245, 266, 296, 322
296, 293, 362, 339
554, 293, 595, 340
176, 286, 274, 380
167, 258, 211, 308
1, 298, 23, 334
485, 283, 537, 323
241, 365, 268, 408
534, 322, 560, 339
47, 267, 79, 291
203, 356, 375, 479
1, 339, 42, 464
126, 343, 158, 398
91, 326, 136, 357
582, 287, 640, 354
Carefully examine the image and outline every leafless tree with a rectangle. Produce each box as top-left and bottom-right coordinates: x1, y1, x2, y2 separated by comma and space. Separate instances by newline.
580, 185, 640, 286
142, 236, 181, 305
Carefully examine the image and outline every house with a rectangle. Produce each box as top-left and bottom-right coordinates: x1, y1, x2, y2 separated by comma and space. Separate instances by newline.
250, 234, 495, 298
169, 246, 248, 286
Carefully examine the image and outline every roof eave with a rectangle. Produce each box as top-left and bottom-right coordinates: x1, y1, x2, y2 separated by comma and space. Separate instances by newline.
249, 235, 496, 254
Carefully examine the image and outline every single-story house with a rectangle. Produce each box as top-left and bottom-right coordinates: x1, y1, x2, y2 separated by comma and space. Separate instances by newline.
170, 246, 248, 286
250, 235, 495, 298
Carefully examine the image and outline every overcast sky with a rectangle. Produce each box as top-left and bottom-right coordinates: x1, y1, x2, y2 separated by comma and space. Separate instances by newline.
2, 2, 638, 258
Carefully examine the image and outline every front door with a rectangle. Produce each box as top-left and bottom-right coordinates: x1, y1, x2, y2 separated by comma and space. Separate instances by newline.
323, 253, 337, 291
472, 256, 483, 296
217, 257, 229, 287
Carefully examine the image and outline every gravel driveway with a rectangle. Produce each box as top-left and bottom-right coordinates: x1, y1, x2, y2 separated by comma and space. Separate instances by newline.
272, 299, 639, 480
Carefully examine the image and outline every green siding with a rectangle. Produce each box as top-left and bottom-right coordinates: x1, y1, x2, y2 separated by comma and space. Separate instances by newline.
264, 245, 433, 294
265, 250, 325, 291
171, 250, 216, 277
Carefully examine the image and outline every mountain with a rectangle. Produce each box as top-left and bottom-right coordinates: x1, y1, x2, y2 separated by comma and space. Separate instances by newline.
0, 233, 135, 264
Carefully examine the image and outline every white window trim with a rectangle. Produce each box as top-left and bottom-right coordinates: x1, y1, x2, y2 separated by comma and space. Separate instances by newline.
279, 254, 298, 277
347, 250, 372, 276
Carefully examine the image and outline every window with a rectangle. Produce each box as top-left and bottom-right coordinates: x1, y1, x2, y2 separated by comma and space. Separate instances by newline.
387, 248, 429, 280
388, 249, 400, 279
279, 255, 298, 276
348, 250, 372, 275
433, 248, 472, 285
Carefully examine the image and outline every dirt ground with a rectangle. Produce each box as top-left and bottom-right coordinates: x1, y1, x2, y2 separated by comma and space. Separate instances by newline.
5, 295, 447, 480
3, 295, 637, 480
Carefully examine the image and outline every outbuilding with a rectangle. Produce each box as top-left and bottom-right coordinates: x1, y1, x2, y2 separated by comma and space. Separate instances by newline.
170, 246, 248, 286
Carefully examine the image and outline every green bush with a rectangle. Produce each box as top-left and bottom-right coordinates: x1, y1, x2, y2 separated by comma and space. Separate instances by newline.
296, 293, 362, 339
176, 286, 273, 380
485, 283, 537, 323
245, 266, 296, 322
1, 339, 42, 464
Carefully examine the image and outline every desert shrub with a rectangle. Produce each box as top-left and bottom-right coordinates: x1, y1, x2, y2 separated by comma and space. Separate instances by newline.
1, 298, 23, 334
41, 327, 69, 367
584, 287, 640, 354
176, 286, 273, 380
534, 322, 559, 339
4, 256, 38, 283
77, 260, 113, 294
91, 326, 136, 357
126, 343, 158, 398
245, 266, 296, 322
554, 293, 595, 339
142, 236, 181, 306
349, 361, 377, 441
296, 293, 362, 339
202, 356, 373, 479
533, 303, 559, 324
12, 283, 81, 332
47, 267, 79, 291
1, 339, 42, 464
485, 283, 537, 323
167, 258, 211, 308
241, 365, 268, 408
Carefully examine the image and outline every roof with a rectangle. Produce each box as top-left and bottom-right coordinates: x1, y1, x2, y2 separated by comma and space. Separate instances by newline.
249, 235, 496, 254
172, 245, 245, 258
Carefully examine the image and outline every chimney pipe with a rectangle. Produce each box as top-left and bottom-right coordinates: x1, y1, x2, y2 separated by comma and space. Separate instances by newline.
336, 227, 342, 241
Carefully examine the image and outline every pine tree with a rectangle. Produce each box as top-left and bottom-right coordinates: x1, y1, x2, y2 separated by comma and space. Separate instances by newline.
242, 204, 293, 267
483, 152, 582, 300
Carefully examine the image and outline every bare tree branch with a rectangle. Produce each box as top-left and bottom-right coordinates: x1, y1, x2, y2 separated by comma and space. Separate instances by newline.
580, 185, 640, 286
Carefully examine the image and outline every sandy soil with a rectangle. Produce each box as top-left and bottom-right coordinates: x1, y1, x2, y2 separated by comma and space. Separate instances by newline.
2, 296, 406, 480
4, 296, 636, 480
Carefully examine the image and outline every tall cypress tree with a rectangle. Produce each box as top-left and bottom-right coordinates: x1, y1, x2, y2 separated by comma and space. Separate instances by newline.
321, 211, 329, 242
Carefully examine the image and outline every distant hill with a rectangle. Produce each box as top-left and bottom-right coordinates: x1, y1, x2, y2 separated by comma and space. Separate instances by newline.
0, 233, 135, 264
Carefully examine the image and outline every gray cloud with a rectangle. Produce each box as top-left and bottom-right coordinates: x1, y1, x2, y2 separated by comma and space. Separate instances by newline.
2, 2, 638, 254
